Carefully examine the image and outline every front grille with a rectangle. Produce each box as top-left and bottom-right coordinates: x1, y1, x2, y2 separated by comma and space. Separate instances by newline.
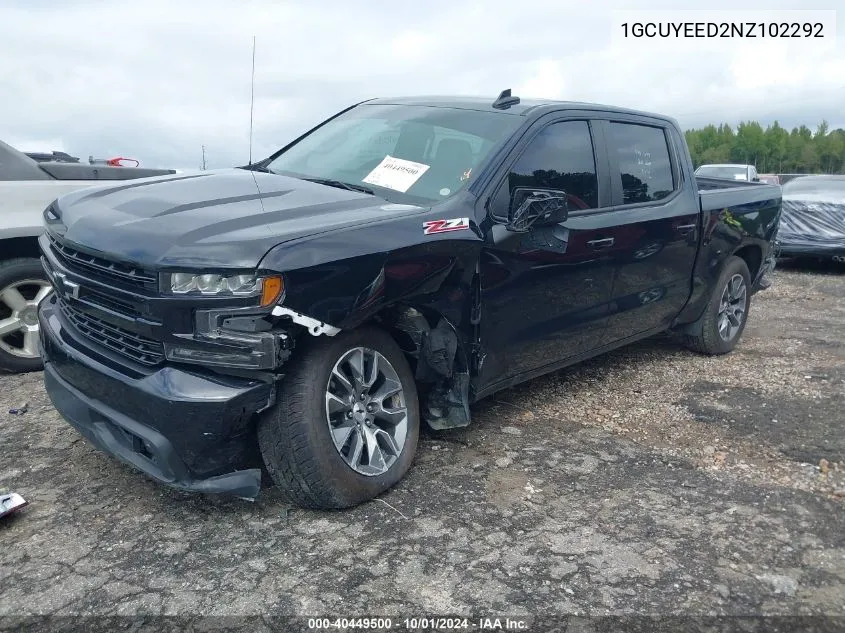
48, 234, 157, 289
59, 299, 164, 366
82, 287, 141, 319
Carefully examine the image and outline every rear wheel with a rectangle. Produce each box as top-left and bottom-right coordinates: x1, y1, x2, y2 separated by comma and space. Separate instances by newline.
0, 258, 53, 373
683, 256, 751, 356
258, 327, 419, 509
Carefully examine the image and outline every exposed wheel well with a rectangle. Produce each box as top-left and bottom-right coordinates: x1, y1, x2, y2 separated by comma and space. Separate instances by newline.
282, 305, 472, 430
373, 304, 472, 430
0, 236, 41, 261
733, 244, 762, 281
286, 307, 436, 375
370, 305, 442, 359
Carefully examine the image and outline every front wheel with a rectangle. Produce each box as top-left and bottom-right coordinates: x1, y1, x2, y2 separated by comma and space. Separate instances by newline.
683, 256, 751, 356
258, 327, 420, 509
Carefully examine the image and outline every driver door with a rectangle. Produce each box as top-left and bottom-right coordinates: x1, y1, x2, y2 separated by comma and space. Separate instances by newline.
475, 118, 618, 394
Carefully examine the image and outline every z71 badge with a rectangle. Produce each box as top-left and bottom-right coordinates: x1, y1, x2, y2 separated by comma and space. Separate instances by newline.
423, 217, 470, 235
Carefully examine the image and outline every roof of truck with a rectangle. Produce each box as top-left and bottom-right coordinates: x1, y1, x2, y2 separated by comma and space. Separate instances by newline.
364, 95, 678, 124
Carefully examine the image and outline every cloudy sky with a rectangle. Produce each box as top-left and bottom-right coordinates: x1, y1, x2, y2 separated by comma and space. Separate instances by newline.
1, 1, 842, 170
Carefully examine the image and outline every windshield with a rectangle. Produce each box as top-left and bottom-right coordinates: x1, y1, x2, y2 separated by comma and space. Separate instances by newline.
783, 178, 845, 197
695, 165, 749, 180
265, 104, 522, 205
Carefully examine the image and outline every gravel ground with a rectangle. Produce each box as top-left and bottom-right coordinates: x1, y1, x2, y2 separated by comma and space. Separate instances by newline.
1, 263, 844, 625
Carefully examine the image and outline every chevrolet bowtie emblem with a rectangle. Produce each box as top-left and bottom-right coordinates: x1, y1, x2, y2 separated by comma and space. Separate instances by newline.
53, 271, 80, 300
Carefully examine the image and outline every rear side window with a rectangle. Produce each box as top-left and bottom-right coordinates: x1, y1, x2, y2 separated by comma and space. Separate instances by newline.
608, 123, 675, 204
506, 120, 599, 210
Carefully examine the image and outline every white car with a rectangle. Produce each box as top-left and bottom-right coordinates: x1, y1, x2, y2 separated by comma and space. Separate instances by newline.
0, 140, 176, 372
695, 163, 760, 182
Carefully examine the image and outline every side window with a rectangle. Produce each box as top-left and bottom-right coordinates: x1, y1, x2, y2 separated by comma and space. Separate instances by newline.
607, 122, 675, 205
502, 120, 599, 213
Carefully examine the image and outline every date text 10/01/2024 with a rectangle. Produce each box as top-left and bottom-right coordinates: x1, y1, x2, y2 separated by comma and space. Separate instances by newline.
307, 617, 529, 630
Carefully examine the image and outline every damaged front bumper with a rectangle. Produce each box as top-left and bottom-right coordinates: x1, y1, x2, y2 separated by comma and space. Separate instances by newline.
39, 298, 274, 499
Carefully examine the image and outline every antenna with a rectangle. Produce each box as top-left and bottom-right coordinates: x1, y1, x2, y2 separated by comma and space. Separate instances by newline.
492, 88, 520, 110
248, 35, 256, 164
201, 145, 207, 171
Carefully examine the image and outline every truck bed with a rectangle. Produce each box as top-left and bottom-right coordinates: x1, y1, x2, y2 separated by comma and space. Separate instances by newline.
697, 176, 782, 213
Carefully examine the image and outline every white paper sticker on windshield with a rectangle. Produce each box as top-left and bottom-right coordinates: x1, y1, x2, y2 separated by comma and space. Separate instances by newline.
362, 155, 430, 193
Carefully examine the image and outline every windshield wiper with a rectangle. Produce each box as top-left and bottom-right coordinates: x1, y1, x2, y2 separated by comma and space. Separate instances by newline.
302, 177, 375, 195
240, 163, 271, 173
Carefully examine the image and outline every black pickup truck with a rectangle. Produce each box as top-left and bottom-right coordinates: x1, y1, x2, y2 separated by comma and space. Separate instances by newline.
37, 91, 781, 508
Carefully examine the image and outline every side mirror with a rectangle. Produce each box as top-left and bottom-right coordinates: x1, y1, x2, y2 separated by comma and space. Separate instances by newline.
507, 187, 569, 232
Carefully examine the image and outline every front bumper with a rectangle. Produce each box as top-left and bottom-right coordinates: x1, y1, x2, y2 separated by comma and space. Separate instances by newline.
39, 295, 274, 499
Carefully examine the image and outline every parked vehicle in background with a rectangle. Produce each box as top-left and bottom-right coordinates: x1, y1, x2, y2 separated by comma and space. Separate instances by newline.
695, 163, 759, 182
0, 139, 176, 372
37, 92, 782, 508
758, 174, 781, 186
778, 174, 812, 186
777, 175, 845, 262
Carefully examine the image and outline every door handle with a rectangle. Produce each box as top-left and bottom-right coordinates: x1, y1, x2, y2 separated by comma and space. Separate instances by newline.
675, 223, 697, 234
587, 237, 614, 249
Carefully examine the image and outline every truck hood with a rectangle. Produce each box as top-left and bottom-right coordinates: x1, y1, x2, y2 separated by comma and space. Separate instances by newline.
49, 169, 425, 269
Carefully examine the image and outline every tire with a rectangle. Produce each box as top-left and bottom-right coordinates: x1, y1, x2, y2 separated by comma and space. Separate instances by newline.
258, 327, 420, 509
0, 258, 53, 373
683, 256, 751, 356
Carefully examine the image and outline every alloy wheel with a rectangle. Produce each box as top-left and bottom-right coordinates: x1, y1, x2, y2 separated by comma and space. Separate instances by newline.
0, 279, 53, 358
717, 274, 747, 341
325, 346, 408, 476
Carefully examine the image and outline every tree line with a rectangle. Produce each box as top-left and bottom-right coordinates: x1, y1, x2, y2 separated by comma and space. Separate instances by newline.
684, 121, 845, 175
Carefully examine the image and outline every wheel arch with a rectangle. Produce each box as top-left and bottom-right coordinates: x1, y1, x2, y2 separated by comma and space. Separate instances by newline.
358, 303, 474, 431
732, 243, 763, 282
0, 236, 42, 261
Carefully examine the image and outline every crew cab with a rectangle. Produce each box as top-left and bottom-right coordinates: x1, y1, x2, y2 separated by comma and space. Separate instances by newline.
37, 91, 782, 508
0, 139, 175, 372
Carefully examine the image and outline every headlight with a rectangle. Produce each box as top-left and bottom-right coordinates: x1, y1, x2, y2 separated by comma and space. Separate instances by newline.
171, 272, 258, 295
167, 273, 284, 306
